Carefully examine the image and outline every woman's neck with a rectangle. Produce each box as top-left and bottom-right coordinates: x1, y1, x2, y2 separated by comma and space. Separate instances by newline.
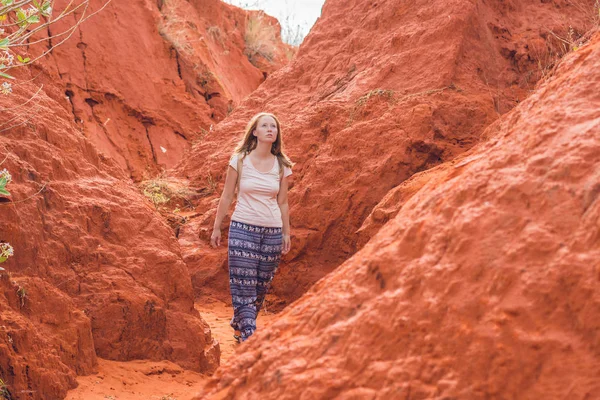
252, 141, 273, 158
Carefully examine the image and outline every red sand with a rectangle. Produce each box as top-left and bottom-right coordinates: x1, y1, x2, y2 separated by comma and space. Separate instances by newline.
65, 300, 278, 399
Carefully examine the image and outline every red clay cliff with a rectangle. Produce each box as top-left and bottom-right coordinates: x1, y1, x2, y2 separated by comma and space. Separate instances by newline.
198, 30, 600, 400
0, 0, 292, 397
1, 0, 598, 398
177, 0, 594, 307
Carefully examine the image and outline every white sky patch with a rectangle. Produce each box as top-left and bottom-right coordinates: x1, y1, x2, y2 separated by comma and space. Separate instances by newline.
223, 0, 326, 45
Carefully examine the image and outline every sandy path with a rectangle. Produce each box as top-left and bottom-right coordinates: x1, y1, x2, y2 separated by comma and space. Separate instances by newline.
65, 299, 277, 399
64, 359, 206, 400
195, 298, 278, 365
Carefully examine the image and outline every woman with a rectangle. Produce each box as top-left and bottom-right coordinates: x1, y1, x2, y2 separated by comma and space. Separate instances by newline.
210, 112, 293, 343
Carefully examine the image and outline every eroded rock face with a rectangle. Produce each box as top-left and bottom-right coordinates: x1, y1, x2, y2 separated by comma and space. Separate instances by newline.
45, 0, 289, 181
197, 31, 600, 400
0, 275, 95, 400
0, 1, 295, 394
0, 77, 218, 398
177, 0, 593, 305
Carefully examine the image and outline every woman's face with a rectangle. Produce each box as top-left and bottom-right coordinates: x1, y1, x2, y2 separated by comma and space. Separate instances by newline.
253, 116, 278, 144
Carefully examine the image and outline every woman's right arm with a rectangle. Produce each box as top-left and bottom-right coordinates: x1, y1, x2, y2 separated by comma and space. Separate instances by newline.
210, 165, 238, 247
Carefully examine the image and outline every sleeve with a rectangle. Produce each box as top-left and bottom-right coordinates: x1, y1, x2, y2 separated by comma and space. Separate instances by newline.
283, 165, 292, 178
229, 153, 238, 171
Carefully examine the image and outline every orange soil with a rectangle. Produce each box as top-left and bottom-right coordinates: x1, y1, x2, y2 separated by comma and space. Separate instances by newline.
65, 300, 277, 399
194, 299, 278, 365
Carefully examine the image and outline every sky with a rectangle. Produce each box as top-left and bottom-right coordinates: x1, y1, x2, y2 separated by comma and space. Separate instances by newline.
223, 0, 327, 44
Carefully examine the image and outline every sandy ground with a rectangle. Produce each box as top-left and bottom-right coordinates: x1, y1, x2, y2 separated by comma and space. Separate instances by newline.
65, 299, 277, 400
195, 298, 278, 365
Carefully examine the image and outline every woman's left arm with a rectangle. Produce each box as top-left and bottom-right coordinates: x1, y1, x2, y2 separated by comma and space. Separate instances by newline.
277, 176, 291, 254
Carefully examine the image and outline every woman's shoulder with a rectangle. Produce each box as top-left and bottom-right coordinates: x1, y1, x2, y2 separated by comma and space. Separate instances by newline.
229, 152, 246, 170
276, 156, 293, 178
230, 151, 249, 161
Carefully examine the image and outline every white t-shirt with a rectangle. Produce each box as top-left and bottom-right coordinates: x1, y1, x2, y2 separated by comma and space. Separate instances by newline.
229, 153, 292, 228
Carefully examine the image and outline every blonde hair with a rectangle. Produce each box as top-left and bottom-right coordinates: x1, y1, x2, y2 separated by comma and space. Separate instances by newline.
234, 112, 293, 168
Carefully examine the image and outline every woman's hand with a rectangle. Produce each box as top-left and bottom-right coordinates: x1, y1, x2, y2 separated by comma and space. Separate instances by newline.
282, 234, 291, 254
210, 228, 221, 248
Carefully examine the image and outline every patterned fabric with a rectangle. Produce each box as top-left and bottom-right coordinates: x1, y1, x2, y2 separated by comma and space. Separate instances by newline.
228, 219, 283, 342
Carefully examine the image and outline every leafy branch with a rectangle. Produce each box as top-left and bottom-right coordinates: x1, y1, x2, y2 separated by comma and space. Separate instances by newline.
0, 0, 113, 93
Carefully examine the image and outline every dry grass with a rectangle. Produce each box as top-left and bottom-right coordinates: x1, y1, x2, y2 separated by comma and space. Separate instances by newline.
158, 0, 198, 55
356, 89, 396, 107
244, 12, 277, 65
531, 1, 600, 83
571, 0, 600, 29
346, 86, 453, 127
0, 377, 10, 400
192, 127, 210, 145
346, 89, 397, 127
140, 176, 195, 209
284, 46, 296, 61
206, 172, 218, 195
532, 22, 595, 84
16, 285, 26, 308
207, 25, 225, 48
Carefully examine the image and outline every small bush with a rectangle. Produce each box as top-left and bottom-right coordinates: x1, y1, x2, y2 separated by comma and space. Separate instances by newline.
140, 176, 195, 209
347, 89, 397, 126
0, 377, 11, 400
16, 285, 26, 308
207, 25, 225, 47
1, 0, 111, 96
0, 168, 11, 196
158, 0, 196, 55
572, 0, 600, 29
244, 12, 277, 65
206, 172, 217, 195
0, 0, 53, 85
355, 89, 396, 107
0, 167, 13, 269
0, 242, 13, 264
531, 24, 589, 83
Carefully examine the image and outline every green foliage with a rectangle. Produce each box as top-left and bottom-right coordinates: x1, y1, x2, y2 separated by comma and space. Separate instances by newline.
0, 168, 12, 266
0, 0, 51, 91
140, 176, 195, 209
3, 0, 50, 29
0, 377, 11, 400
0, 243, 13, 263
0, 0, 111, 96
0, 168, 11, 196
142, 180, 171, 207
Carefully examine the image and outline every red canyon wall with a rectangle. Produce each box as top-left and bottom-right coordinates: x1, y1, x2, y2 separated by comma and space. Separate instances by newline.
1, 0, 291, 396
177, 0, 595, 305
1, 0, 598, 398
199, 31, 600, 400
46, 0, 289, 181
0, 76, 219, 399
